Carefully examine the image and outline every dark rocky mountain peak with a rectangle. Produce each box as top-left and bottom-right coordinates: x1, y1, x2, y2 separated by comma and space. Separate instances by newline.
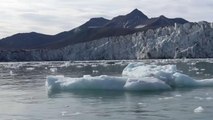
159, 15, 168, 19
126, 9, 148, 19
144, 15, 188, 29
156, 15, 171, 24
105, 9, 149, 28
79, 17, 109, 29
0, 32, 54, 50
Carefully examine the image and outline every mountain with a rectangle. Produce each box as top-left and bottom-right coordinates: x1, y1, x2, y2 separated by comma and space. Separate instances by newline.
78, 17, 110, 29
0, 32, 54, 50
144, 15, 188, 29
104, 9, 149, 28
0, 9, 188, 50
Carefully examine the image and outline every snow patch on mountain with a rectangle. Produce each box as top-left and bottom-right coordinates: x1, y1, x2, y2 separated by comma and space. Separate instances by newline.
135, 25, 146, 29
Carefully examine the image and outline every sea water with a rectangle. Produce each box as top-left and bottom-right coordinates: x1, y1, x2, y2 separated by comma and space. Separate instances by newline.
0, 59, 213, 120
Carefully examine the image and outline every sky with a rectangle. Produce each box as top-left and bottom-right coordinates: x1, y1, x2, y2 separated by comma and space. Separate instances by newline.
0, 0, 212, 38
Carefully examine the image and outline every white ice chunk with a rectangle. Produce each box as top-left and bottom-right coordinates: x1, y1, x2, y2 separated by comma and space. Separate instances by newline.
194, 96, 204, 100
194, 106, 204, 113
135, 25, 145, 29
158, 97, 174, 100
61, 111, 68, 116
26, 67, 35, 71
92, 70, 99, 73
196, 78, 213, 87
50, 68, 57, 73
206, 97, 213, 100
46, 75, 64, 92
122, 63, 176, 86
10, 70, 13, 75
46, 75, 127, 92
173, 73, 198, 87
124, 77, 171, 91
175, 94, 182, 97
122, 63, 176, 78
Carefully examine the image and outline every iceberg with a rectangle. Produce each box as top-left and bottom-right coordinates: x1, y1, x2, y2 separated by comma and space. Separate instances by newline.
46, 63, 213, 93
46, 75, 127, 92
46, 75, 172, 92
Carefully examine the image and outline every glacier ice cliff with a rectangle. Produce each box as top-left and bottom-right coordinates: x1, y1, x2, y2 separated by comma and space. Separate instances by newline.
0, 22, 213, 61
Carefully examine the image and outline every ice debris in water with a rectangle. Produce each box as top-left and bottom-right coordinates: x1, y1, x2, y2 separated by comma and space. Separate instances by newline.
175, 94, 182, 97
60, 62, 71, 68
26, 67, 35, 71
10, 70, 13, 75
50, 68, 57, 73
61, 111, 81, 117
91, 64, 98, 68
71, 112, 81, 116
93, 70, 99, 73
76, 65, 83, 68
46, 63, 213, 93
194, 97, 204, 100
137, 102, 147, 107
206, 97, 213, 100
61, 111, 68, 116
191, 67, 199, 71
194, 106, 204, 113
137, 102, 145, 105
158, 97, 174, 100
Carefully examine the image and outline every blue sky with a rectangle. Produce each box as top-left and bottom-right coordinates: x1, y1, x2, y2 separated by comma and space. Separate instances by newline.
0, 0, 212, 38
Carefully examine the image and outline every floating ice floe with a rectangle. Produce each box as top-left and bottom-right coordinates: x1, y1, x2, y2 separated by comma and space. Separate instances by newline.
46, 63, 213, 93
206, 97, 213, 100
50, 68, 57, 73
76, 65, 83, 68
194, 96, 204, 100
61, 111, 68, 116
26, 67, 35, 71
194, 106, 204, 113
158, 97, 174, 100
59, 62, 71, 68
10, 70, 14, 76
92, 70, 99, 73
175, 94, 182, 97
61, 111, 81, 117
91, 64, 98, 68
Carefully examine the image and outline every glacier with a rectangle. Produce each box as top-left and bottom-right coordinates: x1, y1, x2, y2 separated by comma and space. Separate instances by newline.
1, 22, 213, 61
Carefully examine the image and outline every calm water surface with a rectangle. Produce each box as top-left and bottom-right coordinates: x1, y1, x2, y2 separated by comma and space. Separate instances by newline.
0, 59, 213, 120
